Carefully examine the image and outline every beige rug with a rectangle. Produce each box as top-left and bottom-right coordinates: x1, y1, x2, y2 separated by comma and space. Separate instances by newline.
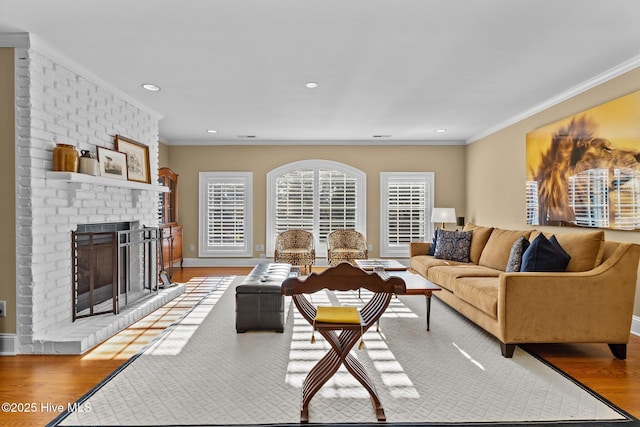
55, 275, 632, 426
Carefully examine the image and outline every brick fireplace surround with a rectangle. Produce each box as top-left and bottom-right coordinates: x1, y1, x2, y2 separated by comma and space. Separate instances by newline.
10, 34, 184, 354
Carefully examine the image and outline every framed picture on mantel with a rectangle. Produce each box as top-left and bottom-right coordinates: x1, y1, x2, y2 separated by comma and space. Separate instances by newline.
97, 146, 128, 180
115, 135, 151, 184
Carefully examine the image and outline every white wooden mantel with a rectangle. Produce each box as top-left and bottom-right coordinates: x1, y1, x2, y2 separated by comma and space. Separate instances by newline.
46, 171, 169, 205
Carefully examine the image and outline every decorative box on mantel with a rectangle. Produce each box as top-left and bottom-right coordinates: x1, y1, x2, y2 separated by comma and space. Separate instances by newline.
46, 171, 169, 204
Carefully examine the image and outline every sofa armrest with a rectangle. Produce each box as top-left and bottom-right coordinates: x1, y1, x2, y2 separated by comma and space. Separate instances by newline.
409, 242, 431, 258
498, 243, 640, 344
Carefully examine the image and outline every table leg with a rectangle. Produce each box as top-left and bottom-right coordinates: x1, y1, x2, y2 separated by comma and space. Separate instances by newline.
425, 291, 433, 331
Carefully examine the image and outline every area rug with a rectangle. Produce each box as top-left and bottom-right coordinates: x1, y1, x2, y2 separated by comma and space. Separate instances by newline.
54, 276, 633, 426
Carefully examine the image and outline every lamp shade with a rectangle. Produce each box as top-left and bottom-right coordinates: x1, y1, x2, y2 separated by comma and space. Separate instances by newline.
431, 208, 457, 225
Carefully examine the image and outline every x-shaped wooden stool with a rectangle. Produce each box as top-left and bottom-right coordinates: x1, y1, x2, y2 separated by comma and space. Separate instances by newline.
281, 262, 406, 423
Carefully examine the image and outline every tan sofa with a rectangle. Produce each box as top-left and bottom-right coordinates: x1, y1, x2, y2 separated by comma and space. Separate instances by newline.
409, 224, 640, 359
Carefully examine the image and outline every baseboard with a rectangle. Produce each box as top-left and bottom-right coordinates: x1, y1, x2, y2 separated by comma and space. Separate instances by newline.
182, 257, 332, 267
632, 315, 640, 337
182, 257, 410, 268
0, 333, 17, 355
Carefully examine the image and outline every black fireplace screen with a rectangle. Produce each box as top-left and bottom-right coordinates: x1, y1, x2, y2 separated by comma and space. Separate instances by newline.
72, 226, 161, 321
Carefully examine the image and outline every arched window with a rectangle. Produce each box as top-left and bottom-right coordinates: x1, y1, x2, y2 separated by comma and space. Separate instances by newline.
266, 160, 366, 258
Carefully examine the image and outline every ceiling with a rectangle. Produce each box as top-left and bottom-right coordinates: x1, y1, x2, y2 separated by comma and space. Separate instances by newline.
1, 0, 640, 145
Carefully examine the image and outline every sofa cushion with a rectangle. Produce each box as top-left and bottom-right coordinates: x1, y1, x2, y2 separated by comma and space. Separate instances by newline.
453, 277, 499, 319
434, 229, 472, 262
427, 264, 501, 292
463, 223, 494, 264
409, 255, 464, 280
505, 236, 530, 272
530, 230, 605, 272
521, 234, 571, 272
478, 228, 532, 271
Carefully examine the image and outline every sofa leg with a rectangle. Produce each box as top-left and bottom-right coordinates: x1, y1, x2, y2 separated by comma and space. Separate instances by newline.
500, 343, 516, 358
608, 343, 627, 360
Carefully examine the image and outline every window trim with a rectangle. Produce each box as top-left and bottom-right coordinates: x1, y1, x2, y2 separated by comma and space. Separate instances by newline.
379, 172, 434, 258
266, 159, 366, 258
198, 171, 253, 257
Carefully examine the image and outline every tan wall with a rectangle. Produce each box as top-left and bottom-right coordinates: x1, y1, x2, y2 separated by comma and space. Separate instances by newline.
158, 141, 170, 168
0, 48, 16, 334
467, 66, 640, 316
165, 144, 465, 259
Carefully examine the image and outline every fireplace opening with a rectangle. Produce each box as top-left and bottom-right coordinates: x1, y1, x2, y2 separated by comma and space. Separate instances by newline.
72, 222, 161, 321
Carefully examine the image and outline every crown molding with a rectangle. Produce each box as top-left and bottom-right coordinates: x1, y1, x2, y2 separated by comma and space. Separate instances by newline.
27, 34, 164, 121
166, 139, 466, 146
467, 53, 640, 144
0, 32, 30, 48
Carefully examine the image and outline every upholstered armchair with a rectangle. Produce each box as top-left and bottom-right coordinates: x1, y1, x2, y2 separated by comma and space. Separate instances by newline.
327, 229, 368, 266
274, 230, 316, 274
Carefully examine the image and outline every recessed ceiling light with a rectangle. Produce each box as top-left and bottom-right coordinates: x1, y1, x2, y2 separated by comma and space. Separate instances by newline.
434, 128, 447, 133
305, 82, 319, 89
142, 83, 161, 92
207, 129, 218, 134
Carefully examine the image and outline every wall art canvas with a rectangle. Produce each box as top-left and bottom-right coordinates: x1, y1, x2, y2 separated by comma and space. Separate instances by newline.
526, 89, 640, 230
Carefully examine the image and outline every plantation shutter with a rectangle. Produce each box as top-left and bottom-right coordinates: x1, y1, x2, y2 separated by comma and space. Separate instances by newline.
380, 172, 433, 257
318, 169, 358, 243
275, 169, 315, 233
199, 172, 253, 257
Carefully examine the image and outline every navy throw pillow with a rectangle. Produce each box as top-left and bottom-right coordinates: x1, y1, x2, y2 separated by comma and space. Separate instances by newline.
521, 234, 571, 272
427, 228, 438, 256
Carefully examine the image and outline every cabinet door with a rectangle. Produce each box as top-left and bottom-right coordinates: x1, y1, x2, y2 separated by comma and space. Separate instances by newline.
158, 167, 179, 224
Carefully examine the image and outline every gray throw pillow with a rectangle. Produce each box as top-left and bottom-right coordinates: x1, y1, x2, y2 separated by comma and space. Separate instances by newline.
434, 229, 472, 263
505, 236, 530, 272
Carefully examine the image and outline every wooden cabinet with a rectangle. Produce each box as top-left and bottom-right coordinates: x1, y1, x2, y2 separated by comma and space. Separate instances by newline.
158, 167, 178, 225
158, 167, 183, 277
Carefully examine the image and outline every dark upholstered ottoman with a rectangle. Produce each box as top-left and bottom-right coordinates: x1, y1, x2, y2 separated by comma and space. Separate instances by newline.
235, 263, 293, 333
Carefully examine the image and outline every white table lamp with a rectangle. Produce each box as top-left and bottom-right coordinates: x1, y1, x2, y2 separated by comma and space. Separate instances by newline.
431, 208, 457, 229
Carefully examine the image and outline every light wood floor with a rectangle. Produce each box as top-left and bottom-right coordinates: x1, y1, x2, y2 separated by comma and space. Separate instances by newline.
1, 266, 638, 426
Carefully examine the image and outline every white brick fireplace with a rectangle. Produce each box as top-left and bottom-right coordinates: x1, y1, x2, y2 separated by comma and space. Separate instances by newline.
14, 36, 183, 354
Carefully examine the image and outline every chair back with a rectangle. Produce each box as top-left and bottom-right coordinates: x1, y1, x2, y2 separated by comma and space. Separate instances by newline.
328, 229, 366, 250
282, 262, 404, 296
276, 229, 314, 250
282, 263, 406, 328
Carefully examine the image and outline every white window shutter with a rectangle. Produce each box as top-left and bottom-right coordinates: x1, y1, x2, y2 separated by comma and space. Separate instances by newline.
199, 172, 253, 257
380, 172, 434, 258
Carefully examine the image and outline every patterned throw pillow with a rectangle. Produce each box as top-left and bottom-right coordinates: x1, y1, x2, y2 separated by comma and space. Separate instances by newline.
434, 229, 472, 263
505, 236, 530, 272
